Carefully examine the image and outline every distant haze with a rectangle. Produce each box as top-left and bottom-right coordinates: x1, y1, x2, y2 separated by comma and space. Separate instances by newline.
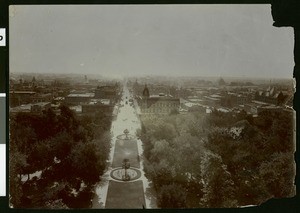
9, 5, 294, 79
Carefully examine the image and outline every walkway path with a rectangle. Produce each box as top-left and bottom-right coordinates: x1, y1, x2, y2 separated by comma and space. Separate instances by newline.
91, 83, 157, 209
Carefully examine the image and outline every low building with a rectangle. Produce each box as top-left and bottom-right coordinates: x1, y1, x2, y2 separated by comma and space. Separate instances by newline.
81, 102, 114, 117
180, 99, 207, 113
244, 103, 259, 115
94, 85, 120, 105
65, 93, 94, 105
9, 91, 36, 107
221, 92, 252, 107
254, 87, 292, 106
31, 102, 51, 112
10, 104, 32, 114
202, 95, 221, 107
257, 105, 283, 114
95, 85, 118, 99
31, 93, 53, 103
10, 102, 51, 114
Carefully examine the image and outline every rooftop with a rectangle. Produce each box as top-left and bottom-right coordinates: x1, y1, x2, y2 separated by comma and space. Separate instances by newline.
10, 104, 32, 112
67, 93, 94, 98
10, 91, 36, 94
148, 96, 179, 102
32, 102, 51, 107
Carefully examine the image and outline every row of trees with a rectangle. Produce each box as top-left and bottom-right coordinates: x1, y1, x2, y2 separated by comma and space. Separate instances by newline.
140, 109, 295, 208
10, 105, 112, 208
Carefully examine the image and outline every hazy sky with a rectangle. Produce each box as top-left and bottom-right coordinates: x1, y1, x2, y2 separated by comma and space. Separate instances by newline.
9, 5, 294, 78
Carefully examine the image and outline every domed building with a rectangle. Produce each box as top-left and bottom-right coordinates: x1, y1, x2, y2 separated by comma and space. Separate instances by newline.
139, 84, 180, 117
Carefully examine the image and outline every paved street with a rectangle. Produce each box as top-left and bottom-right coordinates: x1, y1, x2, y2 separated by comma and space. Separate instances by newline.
92, 83, 156, 209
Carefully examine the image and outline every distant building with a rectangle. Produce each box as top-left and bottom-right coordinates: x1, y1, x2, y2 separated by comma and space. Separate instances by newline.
65, 93, 94, 105
221, 92, 252, 107
82, 104, 113, 115
254, 86, 292, 106
69, 105, 82, 113
31, 93, 53, 103
139, 85, 180, 116
88, 79, 100, 85
202, 94, 221, 107
10, 102, 51, 114
10, 104, 32, 114
257, 105, 283, 114
9, 91, 36, 107
31, 102, 51, 113
95, 86, 117, 99
94, 85, 120, 105
244, 103, 260, 115
180, 98, 207, 113
81, 100, 114, 117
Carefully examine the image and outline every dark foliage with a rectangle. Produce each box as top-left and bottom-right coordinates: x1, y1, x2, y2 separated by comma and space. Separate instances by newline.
140, 109, 295, 208
9, 106, 112, 208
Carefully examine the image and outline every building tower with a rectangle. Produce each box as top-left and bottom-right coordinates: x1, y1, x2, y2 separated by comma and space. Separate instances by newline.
142, 84, 150, 113
142, 84, 150, 99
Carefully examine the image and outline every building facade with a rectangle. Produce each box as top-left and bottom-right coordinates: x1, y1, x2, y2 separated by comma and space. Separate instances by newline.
139, 85, 180, 116
64, 93, 94, 105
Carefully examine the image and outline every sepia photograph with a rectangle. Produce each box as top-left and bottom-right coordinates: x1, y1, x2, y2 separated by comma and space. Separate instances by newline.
9, 4, 296, 208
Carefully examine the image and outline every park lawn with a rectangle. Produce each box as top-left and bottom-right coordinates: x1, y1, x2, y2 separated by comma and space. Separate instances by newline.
112, 139, 140, 168
105, 180, 146, 209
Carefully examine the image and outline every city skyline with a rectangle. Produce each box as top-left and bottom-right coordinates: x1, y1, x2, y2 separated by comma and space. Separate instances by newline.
9, 5, 294, 78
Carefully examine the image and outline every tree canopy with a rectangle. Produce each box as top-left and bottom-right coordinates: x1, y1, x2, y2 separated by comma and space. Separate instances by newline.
140, 109, 295, 208
10, 107, 112, 208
